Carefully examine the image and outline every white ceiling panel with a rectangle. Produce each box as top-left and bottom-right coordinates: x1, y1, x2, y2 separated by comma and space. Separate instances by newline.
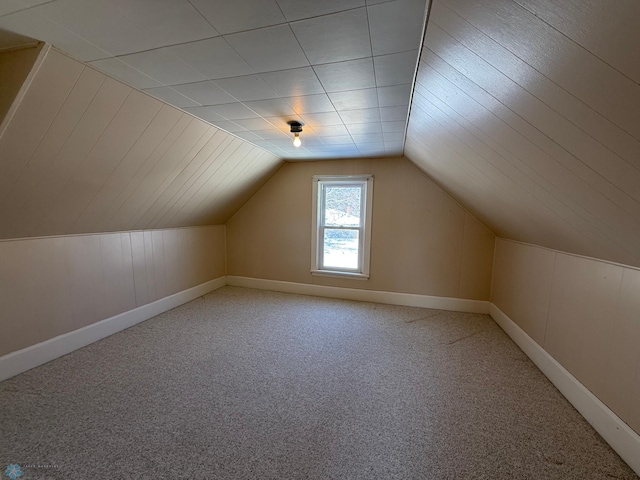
383, 131, 405, 143
352, 133, 384, 144
109, 0, 218, 48
89, 58, 163, 89
164, 37, 254, 80
242, 99, 296, 117
119, 48, 207, 85
313, 58, 376, 92
233, 117, 279, 131
0, 0, 427, 159
311, 124, 350, 136
207, 120, 247, 133
368, 0, 427, 55
182, 106, 225, 123
204, 102, 261, 121
339, 108, 381, 124
347, 122, 383, 135
382, 121, 407, 133
213, 75, 280, 102
0, 9, 110, 61
233, 131, 263, 142
329, 88, 378, 111
385, 144, 404, 155
275, 0, 365, 22
380, 105, 409, 122
358, 143, 386, 154
143, 86, 200, 108
299, 111, 343, 128
33, 0, 165, 55
284, 94, 335, 114
263, 119, 298, 134
172, 81, 236, 106
322, 135, 354, 145
260, 67, 326, 97
374, 50, 419, 87
189, 0, 285, 35
377, 83, 412, 107
0, 3, 22, 17
290, 8, 371, 65
225, 25, 308, 73
252, 129, 289, 141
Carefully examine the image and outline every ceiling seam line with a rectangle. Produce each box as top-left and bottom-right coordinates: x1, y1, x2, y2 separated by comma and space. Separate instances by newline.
402, 0, 433, 158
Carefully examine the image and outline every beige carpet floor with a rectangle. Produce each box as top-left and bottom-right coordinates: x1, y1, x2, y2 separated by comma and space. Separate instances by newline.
0, 286, 637, 479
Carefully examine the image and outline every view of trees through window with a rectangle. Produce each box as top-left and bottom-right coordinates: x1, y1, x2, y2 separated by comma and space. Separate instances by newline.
322, 185, 362, 269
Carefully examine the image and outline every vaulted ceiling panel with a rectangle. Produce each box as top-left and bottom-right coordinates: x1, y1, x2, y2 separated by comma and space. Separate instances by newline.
405, 0, 640, 267
0, 47, 282, 240
0, 0, 428, 159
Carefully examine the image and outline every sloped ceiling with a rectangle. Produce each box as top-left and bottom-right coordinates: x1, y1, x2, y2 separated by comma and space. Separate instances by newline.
1, 0, 639, 270
0, 46, 282, 240
405, 0, 640, 268
0, 0, 427, 159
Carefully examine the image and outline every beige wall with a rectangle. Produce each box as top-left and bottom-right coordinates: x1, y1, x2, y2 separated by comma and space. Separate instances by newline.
0, 43, 41, 125
227, 157, 495, 300
492, 238, 640, 435
0, 225, 225, 357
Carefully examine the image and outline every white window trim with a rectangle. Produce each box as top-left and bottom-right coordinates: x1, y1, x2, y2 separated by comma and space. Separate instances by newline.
311, 174, 373, 279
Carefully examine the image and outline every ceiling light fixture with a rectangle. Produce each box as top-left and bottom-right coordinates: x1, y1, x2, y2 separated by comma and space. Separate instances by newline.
288, 121, 303, 148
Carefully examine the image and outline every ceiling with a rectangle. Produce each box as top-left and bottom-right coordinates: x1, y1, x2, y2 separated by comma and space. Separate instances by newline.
1, 0, 640, 270
405, 0, 640, 267
0, 0, 427, 160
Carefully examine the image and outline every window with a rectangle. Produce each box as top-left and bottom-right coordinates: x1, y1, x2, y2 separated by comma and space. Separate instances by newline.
311, 175, 373, 278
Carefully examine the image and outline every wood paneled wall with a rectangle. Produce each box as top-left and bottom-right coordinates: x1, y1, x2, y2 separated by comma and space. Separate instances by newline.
405, 0, 640, 268
227, 157, 495, 300
0, 226, 225, 357
0, 46, 282, 240
492, 238, 640, 435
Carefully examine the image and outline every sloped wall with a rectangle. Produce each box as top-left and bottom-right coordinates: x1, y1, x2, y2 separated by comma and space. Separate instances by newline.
227, 157, 495, 300
405, 0, 640, 269
492, 238, 640, 436
0, 226, 225, 357
0, 46, 282, 240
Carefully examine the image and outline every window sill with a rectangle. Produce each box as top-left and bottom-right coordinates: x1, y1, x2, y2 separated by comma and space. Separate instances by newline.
311, 270, 369, 280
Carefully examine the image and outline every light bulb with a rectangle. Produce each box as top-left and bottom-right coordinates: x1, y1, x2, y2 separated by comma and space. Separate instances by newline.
293, 133, 301, 147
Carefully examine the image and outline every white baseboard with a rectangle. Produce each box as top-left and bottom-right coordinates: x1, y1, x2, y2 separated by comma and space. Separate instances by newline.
490, 304, 640, 476
0, 276, 226, 382
226, 276, 489, 314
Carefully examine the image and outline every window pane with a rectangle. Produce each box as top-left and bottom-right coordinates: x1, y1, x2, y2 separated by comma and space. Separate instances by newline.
323, 229, 359, 269
323, 185, 361, 227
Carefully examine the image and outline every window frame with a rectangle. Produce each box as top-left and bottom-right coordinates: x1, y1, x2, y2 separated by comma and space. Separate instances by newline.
311, 174, 373, 279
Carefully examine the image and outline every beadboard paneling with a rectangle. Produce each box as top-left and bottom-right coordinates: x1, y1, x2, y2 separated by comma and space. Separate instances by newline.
405, 0, 640, 268
0, 226, 225, 356
0, 48, 282, 240
492, 238, 640, 435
